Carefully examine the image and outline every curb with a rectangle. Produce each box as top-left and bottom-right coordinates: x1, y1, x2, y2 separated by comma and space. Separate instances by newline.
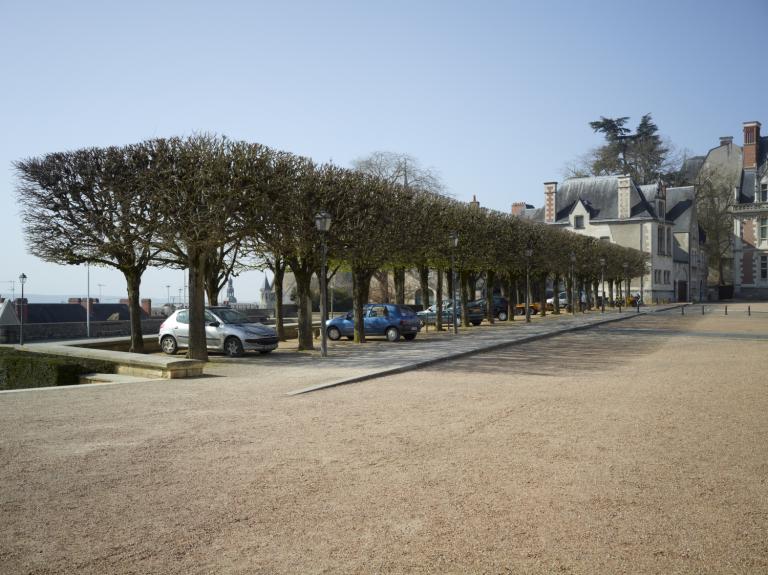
286, 309, 672, 396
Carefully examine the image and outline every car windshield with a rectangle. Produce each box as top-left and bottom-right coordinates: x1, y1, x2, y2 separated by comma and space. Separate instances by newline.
210, 308, 251, 324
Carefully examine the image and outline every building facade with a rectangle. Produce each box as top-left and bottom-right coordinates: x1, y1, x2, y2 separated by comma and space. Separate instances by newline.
730, 121, 768, 298
519, 175, 706, 302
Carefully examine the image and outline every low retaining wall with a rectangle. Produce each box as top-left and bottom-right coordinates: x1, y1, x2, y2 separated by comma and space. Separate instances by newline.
0, 319, 165, 344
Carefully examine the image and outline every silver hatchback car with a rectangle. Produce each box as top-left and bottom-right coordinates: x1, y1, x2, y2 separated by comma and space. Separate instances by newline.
159, 307, 278, 357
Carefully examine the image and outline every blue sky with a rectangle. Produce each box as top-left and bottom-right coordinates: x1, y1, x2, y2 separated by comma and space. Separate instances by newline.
1, 0, 766, 303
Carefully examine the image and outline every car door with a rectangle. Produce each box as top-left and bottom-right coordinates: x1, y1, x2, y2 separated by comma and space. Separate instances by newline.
204, 310, 223, 350
365, 305, 389, 335
174, 310, 190, 347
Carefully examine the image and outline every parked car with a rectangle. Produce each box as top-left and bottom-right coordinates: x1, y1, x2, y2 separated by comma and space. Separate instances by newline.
514, 301, 541, 315
417, 300, 460, 326
546, 291, 568, 310
468, 296, 510, 321
159, 306, 278, 357
326, 304, 421, 342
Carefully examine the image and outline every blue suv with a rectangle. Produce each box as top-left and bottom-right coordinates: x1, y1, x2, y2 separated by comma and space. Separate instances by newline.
325, 304, 421, 342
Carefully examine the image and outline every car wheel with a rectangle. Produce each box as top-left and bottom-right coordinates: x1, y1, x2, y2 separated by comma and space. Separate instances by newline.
498, 311, 508, 321
385, 326, 400, 342
258, 349, 273, 354
327, 326, 341, 341
224, 336, 244, 357
403, 333, 416, 341
530, 307, 537, 315
471, 320, 481, 326
516, 307, 525, 316
160, 335, 178, 355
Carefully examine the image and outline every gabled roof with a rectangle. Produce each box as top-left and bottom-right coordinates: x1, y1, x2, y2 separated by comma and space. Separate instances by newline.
0, 300, 18, 325
26, 304, 86, 323
554, 175, 656, 223
666, 186, 696, 232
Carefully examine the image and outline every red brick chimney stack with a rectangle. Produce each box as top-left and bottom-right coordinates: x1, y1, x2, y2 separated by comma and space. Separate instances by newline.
511, 202, 527, 217
743, 121, 761, 169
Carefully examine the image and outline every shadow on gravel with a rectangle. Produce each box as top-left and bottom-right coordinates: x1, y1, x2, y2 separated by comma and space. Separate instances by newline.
430, 324, 667, 377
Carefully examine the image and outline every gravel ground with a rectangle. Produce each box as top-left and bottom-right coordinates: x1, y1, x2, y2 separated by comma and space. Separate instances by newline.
1, 307, 767, 574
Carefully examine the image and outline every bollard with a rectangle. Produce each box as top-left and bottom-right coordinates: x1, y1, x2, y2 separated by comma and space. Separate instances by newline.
636, 302, 640, 314
725, 305, 728, 316
702, 304, 705, 315
748, 305, 751, 316
618, 303, 622, 313
682, 306, 685, 315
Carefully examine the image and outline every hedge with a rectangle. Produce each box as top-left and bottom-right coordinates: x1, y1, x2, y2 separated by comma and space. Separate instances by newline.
0, 347, 116, 390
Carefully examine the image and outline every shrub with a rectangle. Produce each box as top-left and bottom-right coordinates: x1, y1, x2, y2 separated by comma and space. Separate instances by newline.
0, 348, 116, 390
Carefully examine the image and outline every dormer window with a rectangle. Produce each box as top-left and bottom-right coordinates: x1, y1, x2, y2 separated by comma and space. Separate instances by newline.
574, 215, 584, 229
759, 183, 767, 203
657, 200, 665, 219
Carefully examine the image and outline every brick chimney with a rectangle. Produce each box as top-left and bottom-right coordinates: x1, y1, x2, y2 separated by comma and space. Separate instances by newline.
743, 121, 761, 169
617, 175, 632, 219
141, 299, 152, 316
719, 136, 733, 147
70, 297, 98, 315
469, 194, 480, 209
511, 202, 527, 217
544, 182, 557, 223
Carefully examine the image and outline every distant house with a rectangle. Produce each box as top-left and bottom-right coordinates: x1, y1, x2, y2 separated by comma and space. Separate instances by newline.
517, 175, 706, 302
0, 299, 146, 325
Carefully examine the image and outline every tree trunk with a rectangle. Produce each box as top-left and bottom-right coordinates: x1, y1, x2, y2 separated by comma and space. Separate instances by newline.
273, 263, 286, 341
460, 270, 470, 327
418, 265, 430, 310
512, 278, 519, 319
187, 246, 208, 361
373, 270, 390, 303
123, 269, 145, 354
553, 273, 561, 314
539, 275, 547, 317
293, 266, 314, 351
352, 267, 374, 343
486, 269, 495, 324
435, 268, 444, 331
203, 250, 220, 306
393, 267, 406, 304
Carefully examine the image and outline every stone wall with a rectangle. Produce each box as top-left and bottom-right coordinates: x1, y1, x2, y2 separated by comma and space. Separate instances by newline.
0, 319, 164, 344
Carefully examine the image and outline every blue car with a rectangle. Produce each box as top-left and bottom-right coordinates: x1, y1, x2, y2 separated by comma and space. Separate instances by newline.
325, 304, 421, 342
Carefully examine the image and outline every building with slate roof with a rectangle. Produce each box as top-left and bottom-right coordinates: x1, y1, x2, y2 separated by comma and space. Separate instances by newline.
518, 174, 706, 302
728, 122, 768, 298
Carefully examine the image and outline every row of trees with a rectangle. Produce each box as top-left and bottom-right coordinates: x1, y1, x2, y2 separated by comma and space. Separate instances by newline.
16, 135, 648, 361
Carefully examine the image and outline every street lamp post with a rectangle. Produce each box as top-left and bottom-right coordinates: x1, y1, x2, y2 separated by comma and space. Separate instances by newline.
622, 262, 629, 308
450, 232, 458, 335
315, 211, 332, 357
86, 262, 90, 338
18, 273, 27, 346
570, 252, 577, 314
166, 285, 171, 305
524, 245, 533, 323
599, 257, 606, 314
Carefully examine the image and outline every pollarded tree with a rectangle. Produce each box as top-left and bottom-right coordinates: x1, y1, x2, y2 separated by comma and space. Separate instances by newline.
331, 170, 414, 342
152, 135, 258, 361
16, 142, 161, 353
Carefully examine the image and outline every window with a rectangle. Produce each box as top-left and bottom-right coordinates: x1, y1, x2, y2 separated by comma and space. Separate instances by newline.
664, 270, 670, 284
760, 183, 768, 203
760, 217, 768, 242
654, 270, 660, 284
176, 310, 189, 324
666, 228, 672, 255
762, 256, 768, 280
657, 226, 665, 255
574, 215, 584, 229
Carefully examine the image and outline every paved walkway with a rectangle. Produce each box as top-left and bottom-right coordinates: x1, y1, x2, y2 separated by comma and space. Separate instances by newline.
279, 306, 680, 395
